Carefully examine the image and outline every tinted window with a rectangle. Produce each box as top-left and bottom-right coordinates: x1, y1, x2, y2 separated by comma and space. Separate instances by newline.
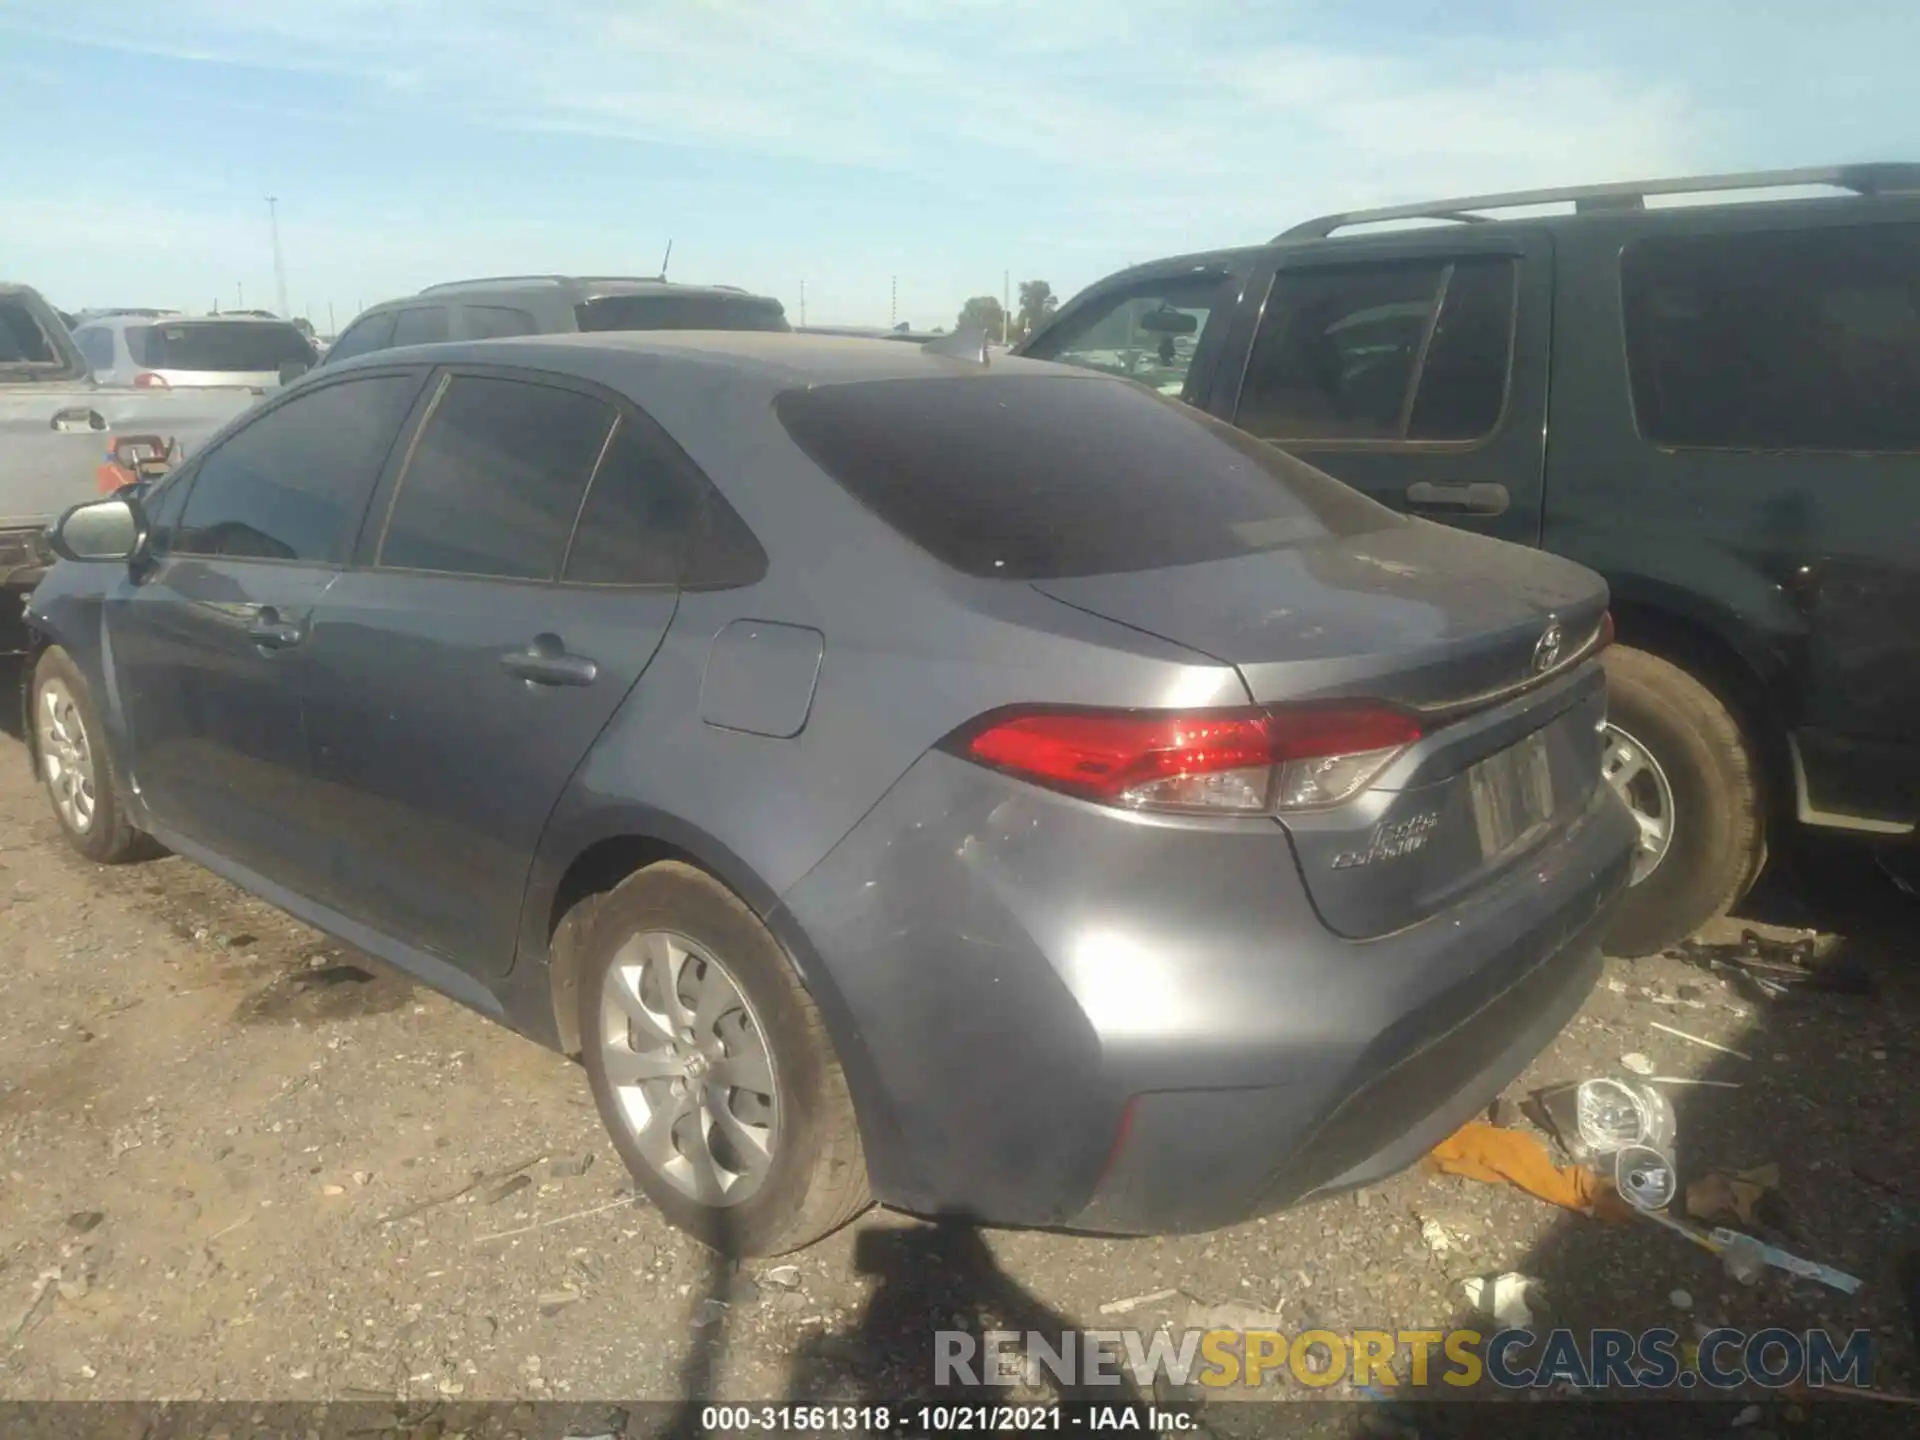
74, 327, 117, 369
175, 375, 418, 563
128, 320, 315, 371
390, 307, 452, 347
463, 305, 538, 340
380, 375, 613, 580
776, 374, 1392, 580
576, 295, 790, 333
564, 413, 766, 587
1623, 223, 1920, 452
325, 312, 397, 363
1238, 260, 1514, 444
0, 299, 62, 365
1023, 274, 1230, 399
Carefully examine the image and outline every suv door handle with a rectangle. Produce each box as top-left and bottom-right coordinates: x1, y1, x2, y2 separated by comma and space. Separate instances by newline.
500, 636, 598, 688
246, 607, 306, 650
51, 407, 106, 434
1405, 481, 1510, 516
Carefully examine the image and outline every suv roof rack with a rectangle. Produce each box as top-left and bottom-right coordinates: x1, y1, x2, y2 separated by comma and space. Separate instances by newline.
1278, 162, 1920, 240
416, 274, 687, 296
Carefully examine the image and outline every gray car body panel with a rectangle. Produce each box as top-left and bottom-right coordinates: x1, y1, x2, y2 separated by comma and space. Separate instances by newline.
25, 331, 1633, 1232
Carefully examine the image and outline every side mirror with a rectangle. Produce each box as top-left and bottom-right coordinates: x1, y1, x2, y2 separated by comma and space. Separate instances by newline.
48, 496, 143, 564
278, 359, 311, 385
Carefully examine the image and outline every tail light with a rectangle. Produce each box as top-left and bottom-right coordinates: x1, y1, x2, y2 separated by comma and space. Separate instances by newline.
951, 702, 1424, 814
133, 372, 169, 389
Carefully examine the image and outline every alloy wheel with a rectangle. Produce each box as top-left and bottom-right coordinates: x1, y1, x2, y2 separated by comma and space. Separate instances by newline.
597, 930, 779, 1206
1602, 723, 1675, 885
37, 679, 97, 835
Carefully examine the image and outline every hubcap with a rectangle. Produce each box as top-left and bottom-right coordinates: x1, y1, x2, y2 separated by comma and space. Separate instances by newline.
597, 931, 778, 1206
37, 680, 97, 835
1602, 723, 1674, 884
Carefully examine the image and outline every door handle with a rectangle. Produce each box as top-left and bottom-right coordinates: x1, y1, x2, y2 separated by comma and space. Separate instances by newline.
246, 607, 306, 650
1405, 481, 1510, 516
50, 407, 106, 434
500, 636, 598, 687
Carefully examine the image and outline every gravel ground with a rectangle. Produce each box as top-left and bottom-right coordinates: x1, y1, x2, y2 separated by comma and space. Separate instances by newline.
1, 663, 1915, 1418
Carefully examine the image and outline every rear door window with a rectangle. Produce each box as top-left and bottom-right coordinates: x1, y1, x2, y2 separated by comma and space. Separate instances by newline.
1236, 257, 1516, 444
575, 295, 790, 333
1623, 222, 1920, 452
324, 312, 397, 364
128, 321, 316, 372
1022, 273, 1231, 399
389, 307, 452, 347
74, 327, 117, 370
461, 305, 538, 340
775, 373, 1392, 580
173, 374, 420, 563
378, 374, 615, 580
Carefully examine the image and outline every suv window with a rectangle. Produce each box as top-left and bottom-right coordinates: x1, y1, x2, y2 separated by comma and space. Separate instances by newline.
1023, 274, 1230, 398
462, 305, 538, 340
1623, 223, 1920, 452
390, 307, 452, 347
1236, 257, 1516, 444
379, 375, 615, 580
174, 374, 419, 563
575, 294, 790, 333
0, 298, 61, 366
563, 412, 766, 588
128, 320, 314, 372
74, 327, 116, 370
323, 312, 397, 364
775, 374, 1392, 580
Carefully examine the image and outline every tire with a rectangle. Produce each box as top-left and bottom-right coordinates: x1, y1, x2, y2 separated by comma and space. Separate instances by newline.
30, 646, 149, 865
1600, 645, 1765, 957
578, 861, 870, 1255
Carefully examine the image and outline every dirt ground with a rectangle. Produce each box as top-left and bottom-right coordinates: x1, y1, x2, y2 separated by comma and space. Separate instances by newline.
1, 659, 1916, 1419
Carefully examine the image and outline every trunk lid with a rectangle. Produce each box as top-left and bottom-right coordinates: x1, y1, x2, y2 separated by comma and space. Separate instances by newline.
1034, 522, 1615, 938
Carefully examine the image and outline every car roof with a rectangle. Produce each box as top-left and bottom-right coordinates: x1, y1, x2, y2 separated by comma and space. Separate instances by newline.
368, 276, 782, 308
322, 330, 1073, 387
83, 312, 295, 330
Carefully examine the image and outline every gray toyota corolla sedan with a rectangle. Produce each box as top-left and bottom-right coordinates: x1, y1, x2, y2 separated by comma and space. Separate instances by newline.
24, 332, 1636, 1254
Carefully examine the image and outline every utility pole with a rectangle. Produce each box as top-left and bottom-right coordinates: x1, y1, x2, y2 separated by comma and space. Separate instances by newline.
890, 275, 897, 328
1003, 269, 1011, 345
267, 196, 289, 318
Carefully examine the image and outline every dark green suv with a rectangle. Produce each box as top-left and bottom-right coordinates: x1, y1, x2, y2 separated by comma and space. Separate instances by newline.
1018, 164, 1920, 956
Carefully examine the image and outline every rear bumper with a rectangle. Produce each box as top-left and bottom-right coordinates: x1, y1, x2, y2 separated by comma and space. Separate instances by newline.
780, 750, 1636, 1233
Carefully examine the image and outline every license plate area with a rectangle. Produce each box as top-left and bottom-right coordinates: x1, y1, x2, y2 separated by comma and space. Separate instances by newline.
1468, 727, 1556, 860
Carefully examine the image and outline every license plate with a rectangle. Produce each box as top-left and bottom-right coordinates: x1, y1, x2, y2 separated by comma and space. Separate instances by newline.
1468, 728, 1556, 859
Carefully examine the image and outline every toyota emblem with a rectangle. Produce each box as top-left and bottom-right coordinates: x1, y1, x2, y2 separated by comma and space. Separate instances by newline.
1531, 617, 1564, 675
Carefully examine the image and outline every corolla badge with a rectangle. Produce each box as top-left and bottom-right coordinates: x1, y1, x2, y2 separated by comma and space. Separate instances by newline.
1531, 616, 1564, 676
1331, 810, 1441, 870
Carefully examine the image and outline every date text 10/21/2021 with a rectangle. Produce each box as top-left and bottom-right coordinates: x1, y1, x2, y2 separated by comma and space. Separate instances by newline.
700, 1406, 1196, 1432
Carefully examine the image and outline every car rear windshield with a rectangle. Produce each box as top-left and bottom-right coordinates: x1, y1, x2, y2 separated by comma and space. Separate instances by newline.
129, 321, 316, 372
575, 295, 791, 334
774, 374, 1395, 579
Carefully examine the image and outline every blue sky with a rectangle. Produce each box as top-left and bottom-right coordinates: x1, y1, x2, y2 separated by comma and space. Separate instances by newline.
2, 1, 1914, 333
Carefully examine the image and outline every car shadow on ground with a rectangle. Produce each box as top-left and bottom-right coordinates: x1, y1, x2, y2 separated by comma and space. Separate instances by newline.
1, 659, 24, 743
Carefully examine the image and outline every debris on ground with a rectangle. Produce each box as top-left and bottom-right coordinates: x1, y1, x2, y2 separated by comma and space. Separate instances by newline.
1098, 1286, 1179, 1316
479, 1173, 533, 1206
65, 1211, 104, 1234
1672, 927, 1878, 1002
1185, 1300, 1286, 1332
1461, 1273, 1541, 1330
1620, 1052, 1656, 1075
1419, 1218, 1454, 1254
761, 1265, 804, 1292
1686, 1163, 1781, 1229
1426, 1121, 1634, 1222
537, 1287, 581, 1316
1648, 1020, 1750, 1059
549, 1153, 595, 1179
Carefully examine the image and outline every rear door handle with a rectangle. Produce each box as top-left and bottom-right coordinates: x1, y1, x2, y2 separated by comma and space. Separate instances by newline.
246, 608, 306, 650
1405, 481, 1510, 516
51, 407, 106, 434
500, 636, 598, 687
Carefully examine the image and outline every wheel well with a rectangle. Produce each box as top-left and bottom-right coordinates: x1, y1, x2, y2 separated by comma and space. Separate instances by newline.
1607, 599, 1788, 808
544, 834, 708, 1057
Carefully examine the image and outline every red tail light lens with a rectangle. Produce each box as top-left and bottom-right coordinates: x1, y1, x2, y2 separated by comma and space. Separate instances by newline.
955, 703, 1423, 814
133, 371, 169, 389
